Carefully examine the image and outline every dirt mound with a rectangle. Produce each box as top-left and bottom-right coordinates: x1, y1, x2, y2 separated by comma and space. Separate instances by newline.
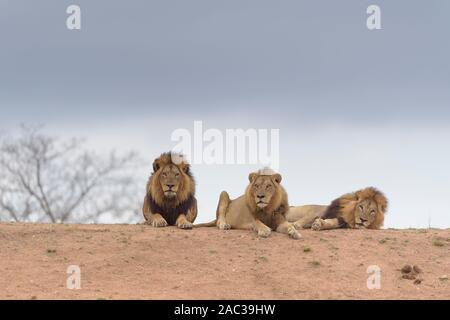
0, 222, 449, 299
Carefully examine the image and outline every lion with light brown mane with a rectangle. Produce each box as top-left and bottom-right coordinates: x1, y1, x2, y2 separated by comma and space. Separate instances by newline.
196, 168, 301, 239
143, 152, 197, 229
286, 187, 388, 231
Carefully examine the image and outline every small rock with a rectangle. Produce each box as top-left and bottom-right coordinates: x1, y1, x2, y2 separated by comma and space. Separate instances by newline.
414, 279, 422, 285
402, 274, 416, 280
401, 265, 412, 274
439, 275, 449, 281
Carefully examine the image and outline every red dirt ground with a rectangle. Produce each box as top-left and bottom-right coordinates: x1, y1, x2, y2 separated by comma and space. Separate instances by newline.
0, 222, 449, 300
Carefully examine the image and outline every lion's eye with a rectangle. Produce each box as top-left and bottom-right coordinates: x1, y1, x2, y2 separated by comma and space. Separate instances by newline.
266, 185, 272, 190
254, 184, 259, 188
175, 173, 180, 177
370, 210, 376, 216
162, 172, 167, 177
359, 205, 363, 211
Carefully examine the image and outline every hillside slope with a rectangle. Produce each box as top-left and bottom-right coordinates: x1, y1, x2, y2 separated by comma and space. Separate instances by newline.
0, 222, 449, 299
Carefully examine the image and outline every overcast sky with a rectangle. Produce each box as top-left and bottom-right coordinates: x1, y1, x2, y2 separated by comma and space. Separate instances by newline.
1, 1, 449, 228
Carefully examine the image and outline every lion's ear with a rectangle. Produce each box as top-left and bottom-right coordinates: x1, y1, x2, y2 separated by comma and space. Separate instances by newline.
272, 173, 282, 184
152, 158, 160, 172
248, 172, 257, 183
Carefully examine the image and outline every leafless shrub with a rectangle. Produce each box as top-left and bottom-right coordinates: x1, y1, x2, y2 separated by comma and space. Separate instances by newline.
0, 125, 143, 223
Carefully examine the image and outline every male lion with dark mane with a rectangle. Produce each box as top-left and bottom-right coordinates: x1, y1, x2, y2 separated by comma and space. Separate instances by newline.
286, 187, 388, 231
143, 152, 197, 229
196, 168, 301, 239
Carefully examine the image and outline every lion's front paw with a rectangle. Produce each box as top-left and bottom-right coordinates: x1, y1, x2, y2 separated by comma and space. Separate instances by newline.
257, 227, 272, 238
293, 221, 304, 230
151, 217, 168, 228
288, 226, 302, 239
217, 222, 231, 230
311, 218, 324, 231
177, 221, 193, 229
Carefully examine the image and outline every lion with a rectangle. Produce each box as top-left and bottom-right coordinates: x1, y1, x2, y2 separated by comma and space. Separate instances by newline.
142, 152, 197, 229
195, 168, 301, 239
286, 187, 388, 231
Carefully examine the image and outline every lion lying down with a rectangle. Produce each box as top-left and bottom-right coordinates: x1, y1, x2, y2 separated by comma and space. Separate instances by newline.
286, 187, 388, 231
195, 168, 301, 239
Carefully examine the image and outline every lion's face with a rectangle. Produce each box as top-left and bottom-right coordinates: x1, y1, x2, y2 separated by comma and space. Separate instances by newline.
331, 187, 387, 230
249, 173, 282, 209
149, 152, 194, 203
354, 199, 379, 229
159, 164, 182, 198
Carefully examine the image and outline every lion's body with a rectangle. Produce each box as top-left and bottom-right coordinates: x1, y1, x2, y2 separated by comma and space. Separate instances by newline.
287, 187, 388, 231
196, 168, 301, 239
286, 205, 328, 229
143, 152, 197, 229
215, 194, 255, 230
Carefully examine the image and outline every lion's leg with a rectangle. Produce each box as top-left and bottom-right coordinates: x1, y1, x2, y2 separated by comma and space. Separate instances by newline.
293, 216, 316, 230
276, 221, 302, 239
274, 213, 301, 239
253, 219, 272, 238
216, 191, 231, 230
145, 213, 168, 227
176, 214, 193, 229
143, 195, 168, 227
311, 218, 340, 231
142, 195, 152, 221
185, 198, 198, 223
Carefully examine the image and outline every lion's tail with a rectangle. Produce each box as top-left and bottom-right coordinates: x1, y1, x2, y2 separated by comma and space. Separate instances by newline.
194, 220, 217, 228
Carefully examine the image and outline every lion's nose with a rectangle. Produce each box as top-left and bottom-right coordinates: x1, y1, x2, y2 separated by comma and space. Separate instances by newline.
257, 195, 265, 199
167, 184, 175, 189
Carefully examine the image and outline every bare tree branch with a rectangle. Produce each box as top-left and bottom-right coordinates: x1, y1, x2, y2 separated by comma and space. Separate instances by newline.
0, 126, 144, 223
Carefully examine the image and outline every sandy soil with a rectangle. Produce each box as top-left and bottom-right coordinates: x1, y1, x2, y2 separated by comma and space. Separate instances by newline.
0, 222, 449, 300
